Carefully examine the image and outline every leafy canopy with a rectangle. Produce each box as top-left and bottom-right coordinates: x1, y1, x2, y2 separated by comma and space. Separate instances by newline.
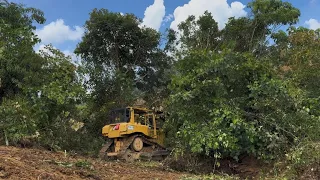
165, 0, 318, 161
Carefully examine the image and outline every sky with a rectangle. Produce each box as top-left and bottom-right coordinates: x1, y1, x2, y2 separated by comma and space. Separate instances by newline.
9, 0, 320, 62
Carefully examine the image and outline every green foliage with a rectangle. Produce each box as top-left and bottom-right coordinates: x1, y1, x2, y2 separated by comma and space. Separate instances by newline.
34, 45, 84, 105
47, 159, 74, 168
180, 174, 239, 180
284, 27, 320, 98
0, 1, 96, 153
248, 0, 300, 26
165, 0, 319, 163
286, 142, 320, 169
0, 42, 92, 151
75, 9, 171, 106
0, 96, 38, 142
30, 46, 97, 152
75, 160, 92, 168
74, 8, 172, 137
0, 1, 45, 101
177, 11, 220, 51
267, 141, 320, 179
166, 49, 304, 160
0, 1, 44, 144
1, 2, 320, 179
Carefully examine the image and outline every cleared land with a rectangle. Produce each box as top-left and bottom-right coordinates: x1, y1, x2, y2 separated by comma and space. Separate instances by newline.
0, 146, 188, 180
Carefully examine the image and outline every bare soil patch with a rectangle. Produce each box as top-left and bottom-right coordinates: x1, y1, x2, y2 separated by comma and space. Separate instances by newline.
0, 146, 187, 180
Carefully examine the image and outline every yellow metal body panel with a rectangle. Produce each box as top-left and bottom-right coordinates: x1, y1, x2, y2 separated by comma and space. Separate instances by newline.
102, 123, 154, 138
154, 129, 165, 146
101, 106, 165, 147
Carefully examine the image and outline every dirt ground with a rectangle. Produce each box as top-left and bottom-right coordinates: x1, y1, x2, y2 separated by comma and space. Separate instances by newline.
0, 146, 189, 180
3, 145, 316, 180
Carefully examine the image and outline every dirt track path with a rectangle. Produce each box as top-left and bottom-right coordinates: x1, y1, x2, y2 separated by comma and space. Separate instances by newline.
0, 146, 188, 180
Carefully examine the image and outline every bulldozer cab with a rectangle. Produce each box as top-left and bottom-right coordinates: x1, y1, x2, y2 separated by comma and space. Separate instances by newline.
108, 108, 131, 124
133, 108, 154, 127
108, 107, 155, 126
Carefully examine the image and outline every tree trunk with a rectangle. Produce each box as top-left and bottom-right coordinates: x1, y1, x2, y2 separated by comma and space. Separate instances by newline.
4, 130, 9, 146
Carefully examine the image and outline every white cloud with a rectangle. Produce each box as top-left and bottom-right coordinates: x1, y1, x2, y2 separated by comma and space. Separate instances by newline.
141, 0, 165, 30
170, 0, 247, 32
35, 19, 84, 44
305, 19, 320, 30
35, 44, 55, 55
35, 44, 46, 53
63, 50, 81, 64
164, 14, 174, 23
35, 44, 80, 64
310, 0, 317, 4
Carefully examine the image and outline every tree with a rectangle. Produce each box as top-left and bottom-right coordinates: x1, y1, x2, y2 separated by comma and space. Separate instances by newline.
75, 9, 172, 136
0, 43, 86, 149
30, 45, 91, 151
177, 11, 220, 51
165, 0, 316, 161
284, 27, 320, 98
0, 0, 45, 101
272, 27, 320, 141
75, 9, 171, 106
0, 1, 45, 145
0, 2, 89, 150
221, 0, 300, 53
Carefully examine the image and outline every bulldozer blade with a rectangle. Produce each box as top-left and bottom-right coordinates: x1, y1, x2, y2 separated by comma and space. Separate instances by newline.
137, 150, 170, 161
151, 150, 170, 156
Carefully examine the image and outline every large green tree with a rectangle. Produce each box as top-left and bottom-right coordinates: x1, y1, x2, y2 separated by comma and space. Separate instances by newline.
0, 0, 45, 101
75, 9, 171, 106
165, 0, 318, 161
75, 9, 172, 136
0, 2, 90, 151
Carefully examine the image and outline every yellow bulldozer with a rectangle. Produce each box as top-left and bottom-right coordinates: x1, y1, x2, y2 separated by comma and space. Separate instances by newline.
98, 106, 169, 161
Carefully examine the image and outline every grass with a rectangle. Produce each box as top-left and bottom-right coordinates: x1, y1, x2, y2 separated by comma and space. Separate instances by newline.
179, 173, 240, 180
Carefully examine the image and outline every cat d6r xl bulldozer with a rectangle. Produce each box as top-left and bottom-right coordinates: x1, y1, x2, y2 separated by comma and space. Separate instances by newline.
98, 106, 169, 161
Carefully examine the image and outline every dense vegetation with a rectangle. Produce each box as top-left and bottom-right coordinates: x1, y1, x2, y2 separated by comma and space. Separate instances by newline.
0, 0, 319, 178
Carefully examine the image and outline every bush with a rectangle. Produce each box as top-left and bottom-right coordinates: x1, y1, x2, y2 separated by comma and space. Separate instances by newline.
165, 49, 320, 162
267, 141, 320, 179
284, 142, 320, 179
0, 96, 39, 145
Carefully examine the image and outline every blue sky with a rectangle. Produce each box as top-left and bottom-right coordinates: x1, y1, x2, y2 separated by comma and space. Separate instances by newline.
10, 0, 320, 61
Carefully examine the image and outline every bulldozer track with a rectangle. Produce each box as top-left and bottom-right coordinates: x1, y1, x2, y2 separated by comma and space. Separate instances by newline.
98, 140, 113, 159
118, 135, 137, 156
99, 134, 170, 161
121, 134, 169, 161
141, 136, 166, 151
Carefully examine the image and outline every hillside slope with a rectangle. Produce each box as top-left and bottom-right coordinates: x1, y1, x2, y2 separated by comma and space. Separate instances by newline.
0, 146, 187, 180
